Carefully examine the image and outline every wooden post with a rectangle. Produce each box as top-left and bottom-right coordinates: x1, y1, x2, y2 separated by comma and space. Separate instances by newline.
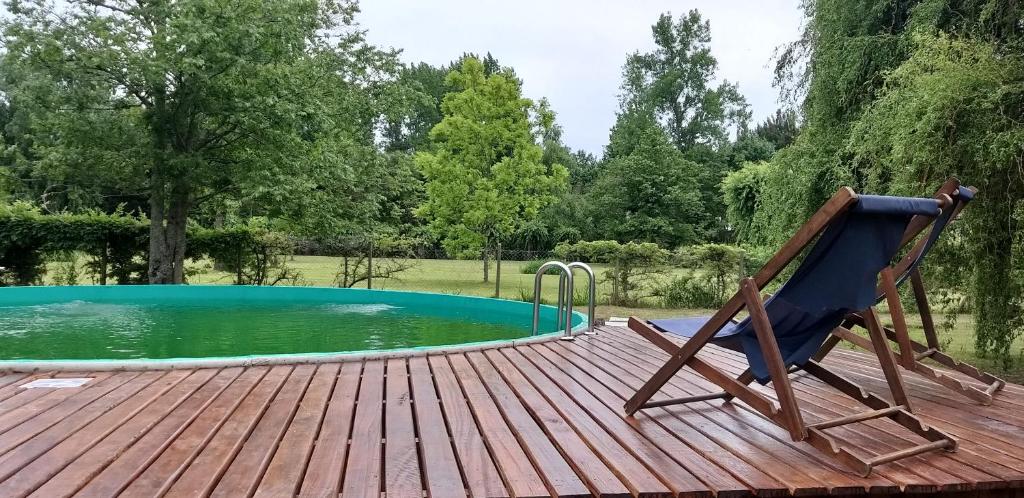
367, 238, 373, 290
494, 241, 501, 298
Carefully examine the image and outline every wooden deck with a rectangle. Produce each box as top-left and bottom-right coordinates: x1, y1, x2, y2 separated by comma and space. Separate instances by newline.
0, 324, 1022, 497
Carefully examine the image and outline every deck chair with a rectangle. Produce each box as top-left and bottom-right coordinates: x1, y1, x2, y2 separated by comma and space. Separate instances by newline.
820, 180, 1005, 404
625, 187, 957, 476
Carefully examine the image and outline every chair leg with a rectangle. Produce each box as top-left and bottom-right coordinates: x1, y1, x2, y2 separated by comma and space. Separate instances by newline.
880, 267, 916, 368
740, 278, 807, 441
909, 269, 942, 350
862, 307, 913, 410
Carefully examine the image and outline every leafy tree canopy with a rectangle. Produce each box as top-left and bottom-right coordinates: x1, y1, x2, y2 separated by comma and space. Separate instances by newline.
415, 57, 567, 257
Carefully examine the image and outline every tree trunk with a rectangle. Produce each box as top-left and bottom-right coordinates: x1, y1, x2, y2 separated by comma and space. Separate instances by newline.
482, 246, 489, 283
212, 209, 227, 271
98, 241, 108, 285
494, 241, 501, 298
367, 239, 373, 290
148, 178, 190, 284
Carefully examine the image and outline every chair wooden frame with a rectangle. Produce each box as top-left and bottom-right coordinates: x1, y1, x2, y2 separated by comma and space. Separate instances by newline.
624, 187, 957, 476
823, 179, 1005, 404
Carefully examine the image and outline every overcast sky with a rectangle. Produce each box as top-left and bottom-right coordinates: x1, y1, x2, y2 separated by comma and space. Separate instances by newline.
357, 0, 806, 156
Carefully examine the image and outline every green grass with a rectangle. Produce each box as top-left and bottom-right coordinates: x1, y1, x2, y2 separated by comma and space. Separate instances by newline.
48, 254, 1024, 381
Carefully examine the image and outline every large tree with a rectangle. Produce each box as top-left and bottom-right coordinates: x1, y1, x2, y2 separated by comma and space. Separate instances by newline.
1, 0, 398, 283
620, 11, 749, 152
416, 57, 566, 287
614, 11, 751, 239
591, 112, 705, 247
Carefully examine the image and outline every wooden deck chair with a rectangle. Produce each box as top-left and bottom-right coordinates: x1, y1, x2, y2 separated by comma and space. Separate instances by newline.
624, 187, 957, 476
820, 180, 1005, 404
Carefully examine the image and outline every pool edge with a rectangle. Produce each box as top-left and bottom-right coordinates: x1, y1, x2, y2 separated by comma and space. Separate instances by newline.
0, 321, 590, 372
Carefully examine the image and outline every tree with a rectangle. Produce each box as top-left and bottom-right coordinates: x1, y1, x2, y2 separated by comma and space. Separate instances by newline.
415, 57, 567, 293
1, 0, 398, 283
615, 11, 751, 239
753, 109, 799, 150
620, 11, 749, 152
590, 113, 705, 247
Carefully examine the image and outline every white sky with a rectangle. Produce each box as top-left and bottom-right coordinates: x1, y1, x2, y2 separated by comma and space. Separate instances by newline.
358, 0, 806, 156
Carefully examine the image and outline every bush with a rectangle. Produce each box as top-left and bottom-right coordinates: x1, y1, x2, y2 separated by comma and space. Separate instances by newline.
519, 260, 563, 275
660, 272, 722, 309
553, 240, 669, 306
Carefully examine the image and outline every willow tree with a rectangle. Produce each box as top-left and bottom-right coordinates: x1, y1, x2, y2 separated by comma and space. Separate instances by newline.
1, 0, 394, 283
416, 57, 567, 291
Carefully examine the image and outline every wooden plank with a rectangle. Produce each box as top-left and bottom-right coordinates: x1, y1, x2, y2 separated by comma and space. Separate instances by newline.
406, 357, 467, 498
0, 371, 168, 484
340, 360, 385, 498
162, 365, 292, 498
298, 361, 361, 498
466, 351, 591, 497
254, 363, 339, 497
446, 354, 551, 498
482, 349, 633, 498
0, 371, 187, 497
512, 346, 714, 498
25, 366, 222, 495
382, 358, 423, 498
98, 367, 265, 497
536, 341, 794, 497
0, 372, 118, 438
210, 364, 316, 498
70, 367, 245, 497
426, 354, 506, 498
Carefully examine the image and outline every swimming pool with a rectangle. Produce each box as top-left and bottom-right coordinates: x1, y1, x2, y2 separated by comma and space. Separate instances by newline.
0, 285, 585, 370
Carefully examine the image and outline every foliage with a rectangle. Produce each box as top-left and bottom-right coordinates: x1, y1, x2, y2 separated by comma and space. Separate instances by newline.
722, 162, 771, 243
554, 240, 670, 306
189, 220, 301, 286
619, 10, 749, 151
758, 0, 1024, 362
676, 243, 745, 304
0, 204, 306, 286
753, 109, 800, 150
330, 236, 420, 288
1, 0, 403, 283
519, 260, 562, 275
416, 56, 568, 261
0, 202, 149, 285
608, 10, 750, 240
660, 273, 720, 309
590, 115, 706, 247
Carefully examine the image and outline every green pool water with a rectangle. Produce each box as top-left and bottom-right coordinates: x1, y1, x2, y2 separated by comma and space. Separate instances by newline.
0, 286, 579, 361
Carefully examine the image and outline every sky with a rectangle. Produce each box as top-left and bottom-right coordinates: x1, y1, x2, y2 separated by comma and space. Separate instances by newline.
357, 0, 806, 156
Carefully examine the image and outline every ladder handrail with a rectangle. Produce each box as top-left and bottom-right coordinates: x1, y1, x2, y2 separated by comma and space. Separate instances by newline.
567, 262, 597, 335
532, 261, 574, 339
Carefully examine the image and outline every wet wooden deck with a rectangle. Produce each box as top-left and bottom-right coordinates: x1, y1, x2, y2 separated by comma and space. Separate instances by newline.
0, 324, 1022, 497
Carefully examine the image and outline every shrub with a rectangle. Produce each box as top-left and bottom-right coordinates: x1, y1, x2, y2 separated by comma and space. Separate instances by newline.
660, 272, 722, 309
553, 240, 669, 306
519, 260, 562, 275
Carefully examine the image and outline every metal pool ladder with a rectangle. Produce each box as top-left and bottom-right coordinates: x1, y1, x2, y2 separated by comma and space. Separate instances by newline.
531, 261, 597, 340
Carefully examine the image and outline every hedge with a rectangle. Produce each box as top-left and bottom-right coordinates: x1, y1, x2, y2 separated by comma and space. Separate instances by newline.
0, 203, 294, 286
